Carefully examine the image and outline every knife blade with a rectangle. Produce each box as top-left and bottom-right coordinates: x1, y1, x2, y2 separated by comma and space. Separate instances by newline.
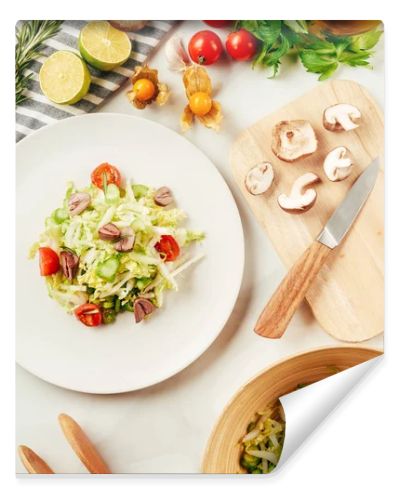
317, 157, 380, 249
254, 157, 380, 338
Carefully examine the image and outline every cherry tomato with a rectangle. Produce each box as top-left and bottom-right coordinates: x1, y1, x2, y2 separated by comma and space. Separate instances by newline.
75, 303, 102, 327
91, 163, 122, 190
226, 29, 258, 61
155, 235, 180, 262
188, 30, 223, 65
203, 21, 232, 28
189, 92, 212, 116
133, 78, 156, 101
39, 247, 60, 276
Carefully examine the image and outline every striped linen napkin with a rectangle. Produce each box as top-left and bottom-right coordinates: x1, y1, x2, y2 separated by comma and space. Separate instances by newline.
16, 20, 176, 142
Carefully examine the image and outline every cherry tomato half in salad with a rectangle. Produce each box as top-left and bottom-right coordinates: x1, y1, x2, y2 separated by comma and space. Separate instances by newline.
91, 163, 122, 190
155, 235, 180, 262
39, 247, 60, 276
188, 30, 223, 65
226, 29, 259, 61
75, 303, 102, 327
203, 21, 233, 28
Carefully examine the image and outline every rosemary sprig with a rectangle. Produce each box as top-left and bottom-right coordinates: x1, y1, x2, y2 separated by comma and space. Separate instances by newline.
15, 20, 63, 105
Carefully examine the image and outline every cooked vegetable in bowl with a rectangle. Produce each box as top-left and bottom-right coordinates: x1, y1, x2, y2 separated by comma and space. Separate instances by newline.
240, 402, 285, 474
202, 348, 381, 473
30, 163, 205, 327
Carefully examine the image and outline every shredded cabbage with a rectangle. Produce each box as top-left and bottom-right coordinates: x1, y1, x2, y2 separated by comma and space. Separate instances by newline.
240, 404, 285, 474
31, 179, 204, 324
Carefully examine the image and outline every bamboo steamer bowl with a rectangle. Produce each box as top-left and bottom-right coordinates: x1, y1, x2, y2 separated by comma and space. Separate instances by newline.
202, 346, 382, 473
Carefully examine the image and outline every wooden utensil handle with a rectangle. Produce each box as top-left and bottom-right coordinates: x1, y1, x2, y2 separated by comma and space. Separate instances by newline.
254, 240, 332, 338
18, 445, 54, 474
58, 413, 111, 474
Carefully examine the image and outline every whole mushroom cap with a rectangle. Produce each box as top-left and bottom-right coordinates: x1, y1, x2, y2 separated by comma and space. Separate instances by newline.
271, 120, 318, 162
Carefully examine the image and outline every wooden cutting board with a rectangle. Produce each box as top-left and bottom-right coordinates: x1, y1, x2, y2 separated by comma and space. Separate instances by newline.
231, 80, 384, 342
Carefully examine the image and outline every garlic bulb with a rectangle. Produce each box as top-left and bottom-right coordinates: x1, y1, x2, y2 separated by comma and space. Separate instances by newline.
165, 35, 190, 72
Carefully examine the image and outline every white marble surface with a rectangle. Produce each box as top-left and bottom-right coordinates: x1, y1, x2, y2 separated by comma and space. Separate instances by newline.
16, 21, 384, 474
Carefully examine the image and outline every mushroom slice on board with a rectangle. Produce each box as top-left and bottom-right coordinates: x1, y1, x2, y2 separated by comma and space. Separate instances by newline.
323, 146, 353, 181
323, 103, 361, 132
278, 172, 320, 213
271, 120, 318, 162
245, 162, 275, 195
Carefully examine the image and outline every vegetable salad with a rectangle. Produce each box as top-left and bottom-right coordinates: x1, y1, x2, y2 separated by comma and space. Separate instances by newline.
240, 403, 285, 474
31, 163, 204, 327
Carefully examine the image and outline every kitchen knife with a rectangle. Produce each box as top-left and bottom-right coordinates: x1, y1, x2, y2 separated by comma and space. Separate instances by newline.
254, 158, 380, 338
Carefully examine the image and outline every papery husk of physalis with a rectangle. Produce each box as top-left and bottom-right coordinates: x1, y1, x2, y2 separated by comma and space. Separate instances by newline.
127, 65, 170, 109
197, 101, 223, 130
183, 65, 212, 99
181, 105, 194, 132
181, 65, 223, 131
155, 82, 170, 106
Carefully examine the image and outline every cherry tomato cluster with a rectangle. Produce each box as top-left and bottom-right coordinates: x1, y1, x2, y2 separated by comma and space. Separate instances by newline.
187, 22, 259, 66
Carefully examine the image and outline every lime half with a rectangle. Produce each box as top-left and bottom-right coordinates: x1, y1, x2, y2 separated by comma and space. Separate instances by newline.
79, 21, 132, 71
39, 51, 91, 105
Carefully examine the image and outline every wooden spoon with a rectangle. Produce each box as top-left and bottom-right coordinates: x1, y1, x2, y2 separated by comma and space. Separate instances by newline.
58, 413, 111, 474
18, 445, 54, 474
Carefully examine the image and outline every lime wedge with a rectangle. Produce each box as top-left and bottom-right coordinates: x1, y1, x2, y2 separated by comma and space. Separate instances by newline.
39, 51, 91, 105
79, 21, 132, 71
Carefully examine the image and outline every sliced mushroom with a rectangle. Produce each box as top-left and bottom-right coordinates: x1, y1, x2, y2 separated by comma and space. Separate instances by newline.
134, 298, 156, 323
278, 173, 320, 213
245, 162, 274, 196
114, 227, 135, 252
323, 147, 353, 181
323, 104, 361, 132
98, 223, 121, 241
154, 186, 173, 207
271, 120, 317, 162
68, 192, 91, 216
60, 250, 79, 281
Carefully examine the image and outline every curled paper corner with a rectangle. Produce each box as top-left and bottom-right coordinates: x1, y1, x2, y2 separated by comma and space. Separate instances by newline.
277, 354, 383, 471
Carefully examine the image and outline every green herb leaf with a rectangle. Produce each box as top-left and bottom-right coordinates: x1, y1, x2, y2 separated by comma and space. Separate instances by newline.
283, 20, 308, 34
240, 20, 282, 45
255, 20, 282, 45
350, 29, 383, 51
299, 49, 336, 74
318, 63, 339, 81
238, 20, 383, 80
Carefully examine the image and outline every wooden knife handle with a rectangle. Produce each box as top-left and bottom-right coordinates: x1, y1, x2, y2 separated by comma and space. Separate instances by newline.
58, 413, 111, 474
254, 240, 332, 339
18, 445, 54, 474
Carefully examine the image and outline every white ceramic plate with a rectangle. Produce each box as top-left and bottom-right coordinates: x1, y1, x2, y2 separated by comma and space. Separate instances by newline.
16, 114, 244, 394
